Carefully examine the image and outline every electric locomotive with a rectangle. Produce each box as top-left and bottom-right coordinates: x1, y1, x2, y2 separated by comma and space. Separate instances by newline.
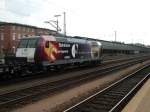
13, 35, 102, 71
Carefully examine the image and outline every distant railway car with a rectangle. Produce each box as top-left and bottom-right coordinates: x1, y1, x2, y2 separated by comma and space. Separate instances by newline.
15, 35, 102, 70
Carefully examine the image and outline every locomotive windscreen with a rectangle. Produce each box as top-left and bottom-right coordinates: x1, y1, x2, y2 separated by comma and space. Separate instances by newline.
18, 38, 38, 48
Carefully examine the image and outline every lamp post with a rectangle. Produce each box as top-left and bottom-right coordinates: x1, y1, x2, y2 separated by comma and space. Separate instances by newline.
44, 14, 61, 34
45, 12, 66, 35
54, 14, 61, 32
63, 12, 66, 36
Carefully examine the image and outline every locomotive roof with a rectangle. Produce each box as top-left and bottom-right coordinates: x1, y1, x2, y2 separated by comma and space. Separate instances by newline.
21, 36, 40, 39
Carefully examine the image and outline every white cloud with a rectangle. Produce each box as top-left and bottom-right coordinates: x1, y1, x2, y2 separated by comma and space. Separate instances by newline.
0, 0, 150, 45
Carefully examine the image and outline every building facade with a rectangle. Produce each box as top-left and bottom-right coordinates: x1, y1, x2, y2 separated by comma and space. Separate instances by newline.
0, 22, 57, 54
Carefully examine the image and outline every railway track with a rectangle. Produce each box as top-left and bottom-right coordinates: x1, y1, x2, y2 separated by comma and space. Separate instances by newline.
0, 54, 148, 88
0, 54, 146, 85
0, 55, 142, 83
0, 54, 147, 78
0, 56, 149, 111
64, 65, 150, 112
0, 54, 147, 76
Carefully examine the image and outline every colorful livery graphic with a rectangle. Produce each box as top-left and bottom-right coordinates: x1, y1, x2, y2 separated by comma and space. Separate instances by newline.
16, 35, 102, 68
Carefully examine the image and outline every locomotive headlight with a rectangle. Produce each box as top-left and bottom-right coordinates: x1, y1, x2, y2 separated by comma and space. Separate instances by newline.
97, 42, 101, 47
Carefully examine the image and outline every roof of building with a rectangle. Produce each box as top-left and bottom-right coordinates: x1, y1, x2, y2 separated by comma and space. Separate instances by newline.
0, 21, 56, 32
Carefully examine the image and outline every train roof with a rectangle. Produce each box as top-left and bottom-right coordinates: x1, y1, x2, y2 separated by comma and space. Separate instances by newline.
73, 36, 150, 52
20, 35, 150, 52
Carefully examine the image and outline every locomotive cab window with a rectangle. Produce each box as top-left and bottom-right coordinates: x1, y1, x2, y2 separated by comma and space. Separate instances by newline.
18, 39, 28, 48
18, 38, 38, 48
45, 41, 49, 48
27, 38, 38, 48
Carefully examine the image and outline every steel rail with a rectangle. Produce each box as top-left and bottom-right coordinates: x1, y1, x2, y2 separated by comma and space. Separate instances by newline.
0, 54, 149, 75
0, 56, 149, 110
64, 65, 150, 112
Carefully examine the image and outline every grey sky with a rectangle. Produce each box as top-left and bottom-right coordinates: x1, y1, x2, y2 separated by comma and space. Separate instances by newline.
0, 0, 150, 45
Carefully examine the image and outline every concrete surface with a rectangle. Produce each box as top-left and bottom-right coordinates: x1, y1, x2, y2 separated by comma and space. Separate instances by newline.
122, 78, 150, 112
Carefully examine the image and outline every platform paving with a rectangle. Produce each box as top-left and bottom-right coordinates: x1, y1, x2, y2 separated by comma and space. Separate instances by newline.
122, 78, 150, 112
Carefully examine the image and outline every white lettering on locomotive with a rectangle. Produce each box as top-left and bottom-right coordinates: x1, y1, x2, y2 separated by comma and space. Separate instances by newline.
59, 43, 70, 48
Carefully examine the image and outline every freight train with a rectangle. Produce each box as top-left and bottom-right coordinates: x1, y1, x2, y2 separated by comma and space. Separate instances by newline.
3, 35, 150, 74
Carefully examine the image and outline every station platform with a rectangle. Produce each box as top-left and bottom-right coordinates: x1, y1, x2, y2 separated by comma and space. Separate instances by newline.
122, 78, 150, 112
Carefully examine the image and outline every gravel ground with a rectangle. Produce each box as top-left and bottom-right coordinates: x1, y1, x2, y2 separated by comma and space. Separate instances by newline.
11, 61, 150, 112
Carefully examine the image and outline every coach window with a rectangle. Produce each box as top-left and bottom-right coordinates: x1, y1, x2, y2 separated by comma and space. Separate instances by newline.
45, 41, 49, 48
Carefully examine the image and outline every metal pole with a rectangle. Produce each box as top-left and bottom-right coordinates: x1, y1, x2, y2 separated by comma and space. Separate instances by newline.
114, 30, 117, 41
63, 12, 66, 36
54, 15, 61, 33
56, 18, 58, 32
